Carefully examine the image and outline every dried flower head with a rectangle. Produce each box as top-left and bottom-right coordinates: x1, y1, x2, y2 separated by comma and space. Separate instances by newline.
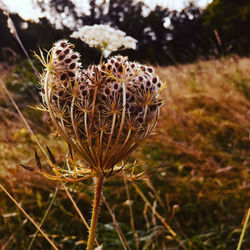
29, 40, 165, 181
71, 24, 137, 57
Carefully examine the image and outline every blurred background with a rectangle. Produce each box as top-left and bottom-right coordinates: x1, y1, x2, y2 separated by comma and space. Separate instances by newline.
0, 0, 249, 249
1, 0, 250, 65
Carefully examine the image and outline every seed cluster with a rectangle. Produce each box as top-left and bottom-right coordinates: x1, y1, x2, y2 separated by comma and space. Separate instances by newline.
42, 40, 164, 174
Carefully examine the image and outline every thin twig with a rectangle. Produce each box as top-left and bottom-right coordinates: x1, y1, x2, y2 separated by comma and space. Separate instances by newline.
132, 183, 188, 250
132, 183, 176, 237
145, 178, 165, 209
132, 182, 187, 249
101, 193, 131, 250
0, 78, 47, 158
59, 181, 99, 246
28, 183, 60, 250
60, 181, 90, 231
0, 184, 58, 250
124, 178, 139, 249
0, 2, 39, 77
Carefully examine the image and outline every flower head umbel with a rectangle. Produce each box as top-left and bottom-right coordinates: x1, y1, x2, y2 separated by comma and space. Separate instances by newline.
71, 24, 137, 57
28, 40, 165, 182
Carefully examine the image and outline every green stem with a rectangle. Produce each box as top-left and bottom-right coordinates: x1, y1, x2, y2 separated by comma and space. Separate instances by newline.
28, 184, 59, 250
87, 176, 104, 250
99, 51, 104, 64
237, 207, 250, 250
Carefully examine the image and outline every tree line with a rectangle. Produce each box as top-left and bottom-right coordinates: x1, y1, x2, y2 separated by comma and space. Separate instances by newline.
0, 0, 250, 65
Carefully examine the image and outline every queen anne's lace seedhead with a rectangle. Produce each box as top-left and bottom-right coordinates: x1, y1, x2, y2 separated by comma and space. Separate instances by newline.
32, 40, 165, 181
71, 24, 137, 57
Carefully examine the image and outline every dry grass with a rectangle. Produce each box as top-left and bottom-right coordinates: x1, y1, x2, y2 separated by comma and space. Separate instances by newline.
0, 55, 249, 249
154, 56, 249, 175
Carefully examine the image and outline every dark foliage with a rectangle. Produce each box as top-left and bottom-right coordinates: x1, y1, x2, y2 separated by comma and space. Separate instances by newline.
0, 0, 250, 65
202, 0, 250, 55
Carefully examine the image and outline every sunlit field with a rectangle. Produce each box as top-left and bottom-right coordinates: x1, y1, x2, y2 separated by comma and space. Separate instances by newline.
0, 54, 249, 249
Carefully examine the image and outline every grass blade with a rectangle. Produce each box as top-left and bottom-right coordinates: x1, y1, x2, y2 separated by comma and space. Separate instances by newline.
28, 183, 60, 250
0, 184, 58, 250
237, 208, 250, 250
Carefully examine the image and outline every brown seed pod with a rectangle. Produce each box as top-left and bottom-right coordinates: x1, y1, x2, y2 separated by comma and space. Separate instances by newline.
38, 40, 165, 180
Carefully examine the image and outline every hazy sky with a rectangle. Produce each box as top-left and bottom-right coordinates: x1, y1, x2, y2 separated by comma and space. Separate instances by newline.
2, 0, 213, 22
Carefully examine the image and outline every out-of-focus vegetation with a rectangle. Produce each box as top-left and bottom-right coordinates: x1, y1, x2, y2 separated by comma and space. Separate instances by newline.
1, 0, 250, 65
0, 54, 249, 249
202, 0, 250, 54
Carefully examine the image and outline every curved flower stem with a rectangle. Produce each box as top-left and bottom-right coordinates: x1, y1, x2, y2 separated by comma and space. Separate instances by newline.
87, 176, 104, 250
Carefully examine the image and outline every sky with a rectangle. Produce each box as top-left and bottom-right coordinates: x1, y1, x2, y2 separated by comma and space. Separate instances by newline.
2, 0, 213, 22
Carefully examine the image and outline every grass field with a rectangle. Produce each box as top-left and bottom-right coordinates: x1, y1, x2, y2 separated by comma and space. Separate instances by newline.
0, 55, 249, 249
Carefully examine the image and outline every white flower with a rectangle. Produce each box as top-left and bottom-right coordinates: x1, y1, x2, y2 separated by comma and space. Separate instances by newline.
71, 24, 137, 57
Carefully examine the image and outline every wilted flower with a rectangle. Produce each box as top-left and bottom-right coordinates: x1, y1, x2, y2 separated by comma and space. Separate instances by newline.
30, 40, 165, 181
71, 24, 137, 57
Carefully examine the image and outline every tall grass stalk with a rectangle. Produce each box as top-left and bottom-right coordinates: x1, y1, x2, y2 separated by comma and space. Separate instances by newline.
0, 2, 39, 77
27, 183, 60, 250
0, 184, 58, 249
132, 182, 176, 237
132, 183, 188, 249
124, 178, 139, 249
0, 78, 47, 158
102, 193, 131, 250
237, 208, 250, 250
